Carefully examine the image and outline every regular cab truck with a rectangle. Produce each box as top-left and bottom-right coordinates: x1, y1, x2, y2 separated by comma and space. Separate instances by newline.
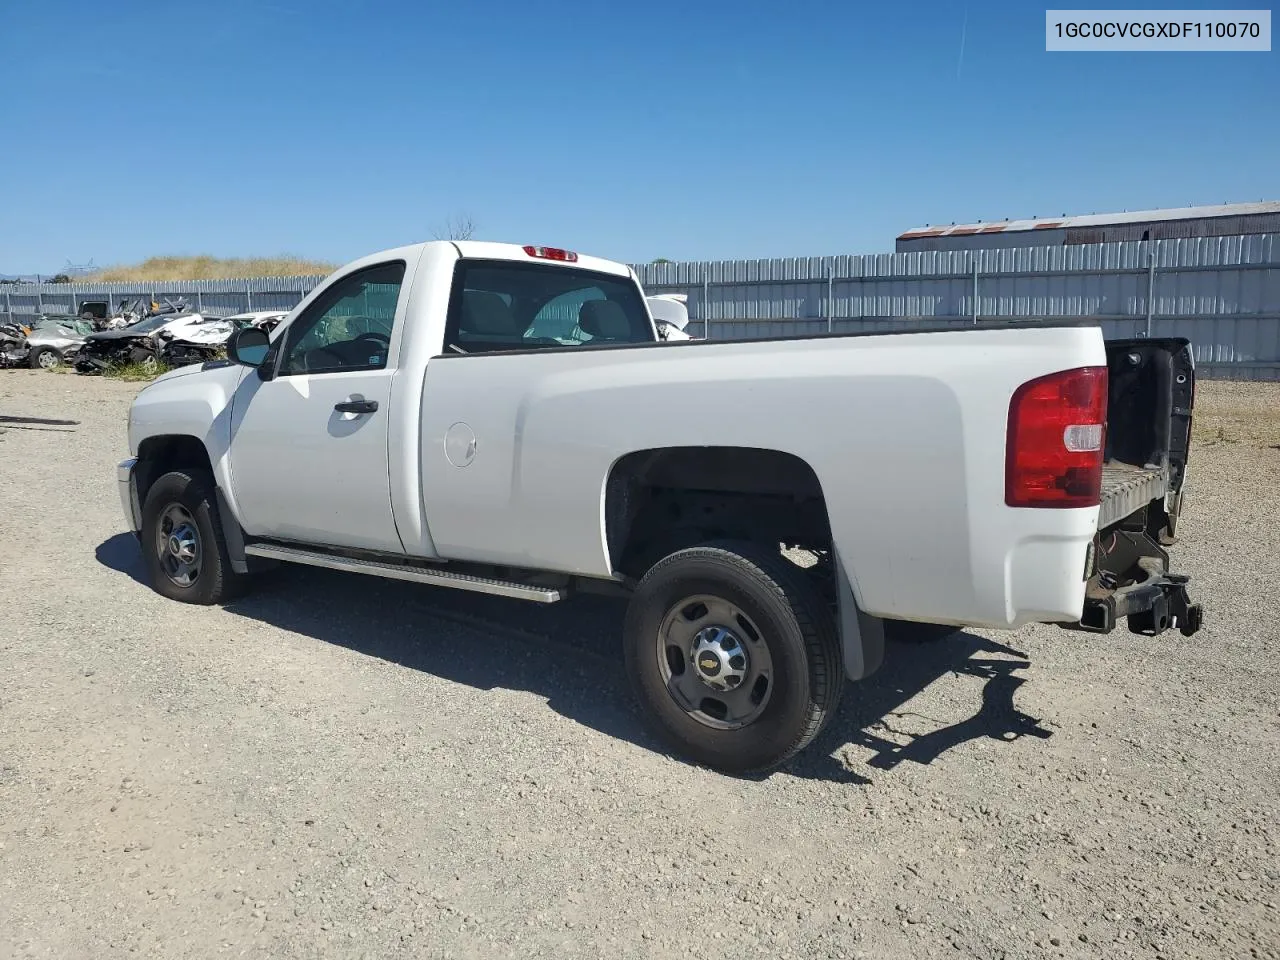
117, 240, 1202, 773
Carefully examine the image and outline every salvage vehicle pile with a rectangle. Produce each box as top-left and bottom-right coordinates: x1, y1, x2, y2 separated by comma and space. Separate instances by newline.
0, 298, 287, 374
3, 289, 698, 375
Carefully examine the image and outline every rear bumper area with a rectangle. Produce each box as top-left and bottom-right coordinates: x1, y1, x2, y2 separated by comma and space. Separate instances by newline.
1071, 557, 1203, 637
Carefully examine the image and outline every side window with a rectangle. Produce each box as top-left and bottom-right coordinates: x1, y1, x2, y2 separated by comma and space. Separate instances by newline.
279, 261, 405, 375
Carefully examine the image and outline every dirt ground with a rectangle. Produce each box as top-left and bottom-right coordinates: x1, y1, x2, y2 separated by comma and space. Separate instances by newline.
1, 369, 1277, 960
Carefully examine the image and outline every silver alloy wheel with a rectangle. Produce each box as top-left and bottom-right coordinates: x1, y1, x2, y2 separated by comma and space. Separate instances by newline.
155, 502, 202, 587
656, 594, 774, 730
37, 350, 61, 369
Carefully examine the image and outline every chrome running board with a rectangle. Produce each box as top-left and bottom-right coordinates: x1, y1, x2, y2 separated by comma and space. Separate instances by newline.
243, 543, 565, 603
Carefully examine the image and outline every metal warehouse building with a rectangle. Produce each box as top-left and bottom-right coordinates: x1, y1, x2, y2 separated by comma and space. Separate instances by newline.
896, 201, 1280, 253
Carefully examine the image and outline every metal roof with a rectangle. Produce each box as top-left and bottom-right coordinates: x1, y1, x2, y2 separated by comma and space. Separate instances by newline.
898, 201, 1280, 240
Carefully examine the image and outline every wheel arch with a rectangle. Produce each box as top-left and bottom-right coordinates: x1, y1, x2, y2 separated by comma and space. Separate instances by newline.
134, 434, 250, 574
603, 445, 828, 571
135, 434, 214, 505
602, 445, 883, 683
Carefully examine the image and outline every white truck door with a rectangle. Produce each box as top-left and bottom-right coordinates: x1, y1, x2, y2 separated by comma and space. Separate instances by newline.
228, 261, 407, 552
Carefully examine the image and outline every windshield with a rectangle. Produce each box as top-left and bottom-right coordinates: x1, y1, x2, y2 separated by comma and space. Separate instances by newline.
444, 259, 654, 353
45, 318, 95, 336
34, 317, 92, 333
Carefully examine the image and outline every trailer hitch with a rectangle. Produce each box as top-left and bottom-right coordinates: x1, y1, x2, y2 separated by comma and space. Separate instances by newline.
1073, 559, 1202, 638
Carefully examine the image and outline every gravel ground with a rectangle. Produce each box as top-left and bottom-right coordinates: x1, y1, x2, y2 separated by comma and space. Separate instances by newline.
1, 369, 1277, 960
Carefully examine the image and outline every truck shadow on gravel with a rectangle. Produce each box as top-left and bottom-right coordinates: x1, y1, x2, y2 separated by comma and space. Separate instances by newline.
792, 632, 1053, 784
97, 533, 1052, 784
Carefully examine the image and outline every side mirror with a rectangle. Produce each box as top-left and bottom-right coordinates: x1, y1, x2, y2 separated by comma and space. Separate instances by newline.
228, 326, 270, 368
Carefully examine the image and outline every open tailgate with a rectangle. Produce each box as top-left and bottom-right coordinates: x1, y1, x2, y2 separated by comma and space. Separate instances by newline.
1068, 337, 1202, 637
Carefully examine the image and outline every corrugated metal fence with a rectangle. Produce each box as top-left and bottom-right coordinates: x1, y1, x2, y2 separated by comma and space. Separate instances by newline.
0, 275, 315, 323
633, 233, 1280, 380
3, 233, 1277, 379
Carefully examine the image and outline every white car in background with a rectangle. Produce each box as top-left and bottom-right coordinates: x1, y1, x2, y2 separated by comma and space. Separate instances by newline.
224, 311, 290, 335
646, 294, 696, 341
158, 312, 291, 366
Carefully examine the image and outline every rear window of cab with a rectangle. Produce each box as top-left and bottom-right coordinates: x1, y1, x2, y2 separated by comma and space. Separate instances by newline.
444, 260, 654, 353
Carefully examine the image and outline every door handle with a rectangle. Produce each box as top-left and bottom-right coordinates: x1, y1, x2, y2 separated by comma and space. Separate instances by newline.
334, 399, 378, 414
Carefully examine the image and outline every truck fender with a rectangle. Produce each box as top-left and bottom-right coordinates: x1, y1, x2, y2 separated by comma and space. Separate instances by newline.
835, 548, 885, 681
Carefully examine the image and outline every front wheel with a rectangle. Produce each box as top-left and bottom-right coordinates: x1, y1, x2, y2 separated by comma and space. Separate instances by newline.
623, 540, 843, 774
140, 469, 246, 604
28, 347, 62, 370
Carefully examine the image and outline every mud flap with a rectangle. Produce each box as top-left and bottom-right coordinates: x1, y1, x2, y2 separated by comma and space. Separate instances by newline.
834, 549, 885, 680
214, 486, 253, 575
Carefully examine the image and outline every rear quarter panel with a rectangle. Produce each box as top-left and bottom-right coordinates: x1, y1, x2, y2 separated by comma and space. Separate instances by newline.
420, 325, 1107, 628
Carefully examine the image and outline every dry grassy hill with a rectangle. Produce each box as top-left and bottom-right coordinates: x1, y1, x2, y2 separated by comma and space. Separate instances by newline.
87, 256, 336, 282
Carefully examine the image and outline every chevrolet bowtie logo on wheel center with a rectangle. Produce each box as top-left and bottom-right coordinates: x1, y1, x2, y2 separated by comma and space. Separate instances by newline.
690, 625, 749, 692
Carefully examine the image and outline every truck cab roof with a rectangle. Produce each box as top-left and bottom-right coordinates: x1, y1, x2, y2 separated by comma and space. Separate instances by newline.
345, 240, 636, 282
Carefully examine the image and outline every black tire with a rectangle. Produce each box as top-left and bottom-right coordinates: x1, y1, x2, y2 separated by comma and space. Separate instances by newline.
140, 469, 245, 605
623, 540, 843, 775
28, 347, 61, 370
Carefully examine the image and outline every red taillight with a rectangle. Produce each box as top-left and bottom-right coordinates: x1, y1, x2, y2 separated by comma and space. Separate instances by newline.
1005, 366, 1108, 509
522, 245, 578, 262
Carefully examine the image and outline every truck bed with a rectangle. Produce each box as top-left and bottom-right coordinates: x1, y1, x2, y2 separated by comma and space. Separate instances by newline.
1098, 462, 1168, 529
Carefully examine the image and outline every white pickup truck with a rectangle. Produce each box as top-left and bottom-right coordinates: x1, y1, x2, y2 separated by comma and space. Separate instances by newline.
117, 240, 1202, 773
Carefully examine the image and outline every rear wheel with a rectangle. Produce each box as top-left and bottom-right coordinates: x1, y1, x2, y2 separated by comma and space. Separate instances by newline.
140, 469, 245, 605
623, 540, 843, 774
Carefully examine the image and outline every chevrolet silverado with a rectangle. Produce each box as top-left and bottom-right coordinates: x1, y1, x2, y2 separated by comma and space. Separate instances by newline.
116, 240, 1202, 773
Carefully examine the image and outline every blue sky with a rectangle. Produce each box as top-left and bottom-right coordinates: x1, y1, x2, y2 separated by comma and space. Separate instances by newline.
0, 0, 1275, 272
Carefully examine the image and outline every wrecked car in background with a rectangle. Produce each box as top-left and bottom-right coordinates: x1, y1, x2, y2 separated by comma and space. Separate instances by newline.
75, 312, 208, 373
0, 319, 29, 368
0, 315, 95, 369
25, 316, 97, 368
646, 294, 696, 341
225, 311, 289, 336
156, 315, 241, 367
99, 297, 192, 331
158, 311, 290, 367
76, 309, 292, 373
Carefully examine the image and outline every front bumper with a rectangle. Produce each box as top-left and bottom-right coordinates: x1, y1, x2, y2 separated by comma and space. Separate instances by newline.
77, 353, 113, 373
118, 457, 141, 534
161, 342, 220, 366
